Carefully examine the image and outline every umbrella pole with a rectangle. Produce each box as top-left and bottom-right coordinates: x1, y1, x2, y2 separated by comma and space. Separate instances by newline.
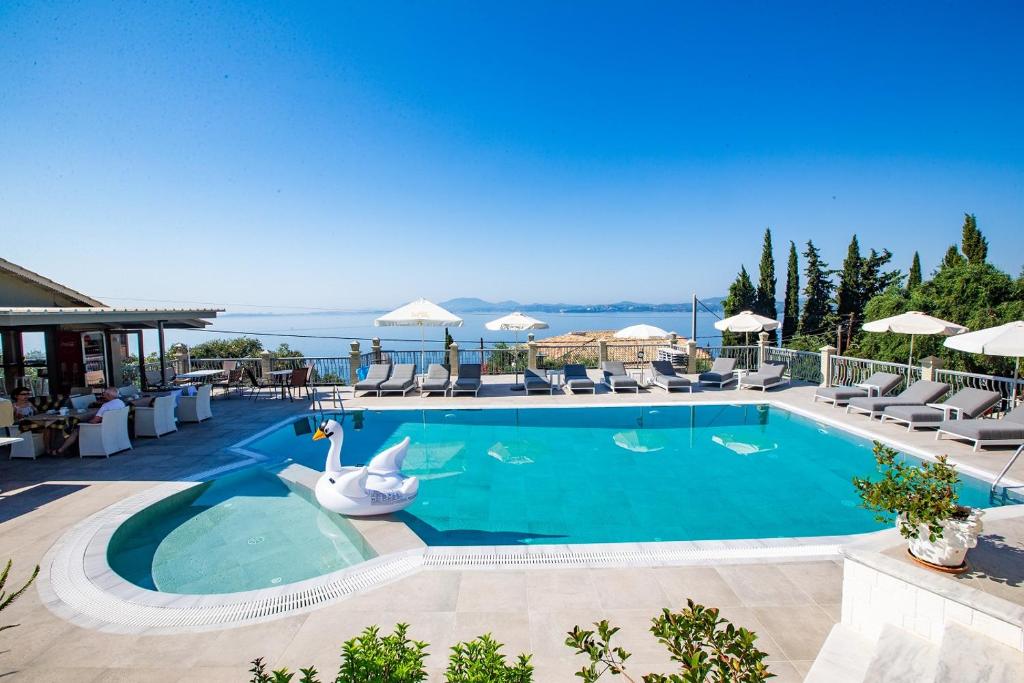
908, 335, 915, 380
420, 324, 425, 376
1014, 357, 1020, 408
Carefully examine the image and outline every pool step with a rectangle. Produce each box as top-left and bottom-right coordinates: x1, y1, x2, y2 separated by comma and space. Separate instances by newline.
803, 624, 874, 683
934, 623, 1024, 683
862, 624, 939, 682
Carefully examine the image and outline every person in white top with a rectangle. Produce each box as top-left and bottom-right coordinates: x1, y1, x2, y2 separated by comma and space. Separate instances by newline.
55, 387, 126, 456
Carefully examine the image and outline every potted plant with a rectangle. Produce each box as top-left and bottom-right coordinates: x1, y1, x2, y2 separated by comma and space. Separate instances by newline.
853, 442, 983, 571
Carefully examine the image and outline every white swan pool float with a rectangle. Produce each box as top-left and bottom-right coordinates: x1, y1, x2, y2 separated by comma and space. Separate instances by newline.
312, 419, 419, 516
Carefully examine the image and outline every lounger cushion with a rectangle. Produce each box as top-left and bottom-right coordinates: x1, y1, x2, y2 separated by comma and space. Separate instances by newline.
566, 378, 594, 388
882, 386, 999, 424
743, 364, 786, 386
815, 386, 871, 402
848, 381, 950, 413
453, 378, 481, 389
699, 371, 734, 383
421, 378, 449, 391
379, 365, 415, 391
655, 374, 691, 388
938, 420, 1024, 441
608, 376, 638, 390
883, 405, 947, 424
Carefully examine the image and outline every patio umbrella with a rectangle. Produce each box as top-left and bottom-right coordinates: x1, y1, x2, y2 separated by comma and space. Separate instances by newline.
862, 311, 967, 377
613, 324, 670, 383
485, 312, 549, 389
713, 311, 780, 345
375, 298, 463, 373
944, 320, 1024, 408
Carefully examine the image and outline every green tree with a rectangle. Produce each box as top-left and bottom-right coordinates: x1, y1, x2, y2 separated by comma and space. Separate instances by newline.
755, 228, 778, 345
781, 241, 800, 342
907, 251, 922, 291
797, 240, 834, 343
721, 266, 756, 346
835, 235, 862, 324
941, 244, 965, 270
271, 343, 304, 358
189, 337, 265, 358
960, 213, 988, 265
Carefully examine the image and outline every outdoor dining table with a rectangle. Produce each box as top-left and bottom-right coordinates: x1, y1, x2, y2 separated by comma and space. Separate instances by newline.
0, 436, 24, 448
19, 409, 99, 437
173, 369, 226, 385
267, 369, 295, 399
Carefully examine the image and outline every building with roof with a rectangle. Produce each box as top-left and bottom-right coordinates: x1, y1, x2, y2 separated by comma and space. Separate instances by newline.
0, 258, 220, 394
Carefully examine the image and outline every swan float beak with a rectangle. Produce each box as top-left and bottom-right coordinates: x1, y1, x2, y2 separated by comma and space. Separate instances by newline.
312, 428, 327, 441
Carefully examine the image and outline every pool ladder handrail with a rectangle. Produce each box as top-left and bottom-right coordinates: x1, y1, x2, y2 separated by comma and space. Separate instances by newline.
990, 442, 1024, 493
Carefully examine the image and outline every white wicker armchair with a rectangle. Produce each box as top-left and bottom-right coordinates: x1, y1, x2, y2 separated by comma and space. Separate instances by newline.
79, 406, 132, 458
178, 384, 213, 423
134, 395, 177, 438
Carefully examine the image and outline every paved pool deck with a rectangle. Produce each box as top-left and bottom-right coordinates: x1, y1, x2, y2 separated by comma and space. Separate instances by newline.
1, 377, 1021, 681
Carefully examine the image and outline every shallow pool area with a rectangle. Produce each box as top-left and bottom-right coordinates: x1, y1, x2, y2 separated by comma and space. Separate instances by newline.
247, 404, 1019, 546
107, 469, 373, 594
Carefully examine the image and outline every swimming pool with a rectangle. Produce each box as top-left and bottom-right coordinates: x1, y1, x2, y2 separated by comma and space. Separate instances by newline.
246, 404, 1017, 546
107, 469, 374, 594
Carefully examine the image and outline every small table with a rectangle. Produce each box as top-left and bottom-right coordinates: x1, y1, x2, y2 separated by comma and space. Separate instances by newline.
545, 369, 564, 388
0, 436, 23, 448
854, 382, 882, 397
267, 369, 295, 399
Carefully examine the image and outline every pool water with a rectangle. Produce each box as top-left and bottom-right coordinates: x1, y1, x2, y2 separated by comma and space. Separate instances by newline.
107, 469, 373, 594
248, 405, 1018, 546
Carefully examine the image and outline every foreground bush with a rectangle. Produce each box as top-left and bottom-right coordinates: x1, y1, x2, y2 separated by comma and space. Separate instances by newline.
248, 600, 772, 682
1, 560, 40, 634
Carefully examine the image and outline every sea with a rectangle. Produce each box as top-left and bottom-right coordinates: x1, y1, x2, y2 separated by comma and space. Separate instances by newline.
154, 310, 728, 357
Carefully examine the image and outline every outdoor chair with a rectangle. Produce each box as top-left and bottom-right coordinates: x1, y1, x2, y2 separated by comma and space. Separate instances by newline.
846, 380, 951, 419
79, 406, 132, 457
813, 372, 903, 406
243, 367, 275, 400
698, 357, 737, 388
379, 364, 417, 396
221, 368, 246, 398
649, 360, 692, 393
451, 364, 482, 396
601, 361, 639, 393
134, 394, 177, 438
738, 363, 789, 392
880, 388, 1002, 431
69, 394, 95, 411
286, 367, 313, 401
420, 364, 451, 396
936, 404, 1024, 451
355, 363, 392, 396
523, 367, 553, 395
178, 384, 213, 422
563, 364, 595, 393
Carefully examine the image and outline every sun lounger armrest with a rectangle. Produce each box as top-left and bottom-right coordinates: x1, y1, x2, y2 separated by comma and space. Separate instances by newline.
926, 403, 960, 419
854, 383, 880, 396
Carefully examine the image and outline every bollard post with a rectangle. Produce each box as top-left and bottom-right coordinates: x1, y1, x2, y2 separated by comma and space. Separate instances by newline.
348, 341, 360, 386
820, 346, 837, 387
686, 339, 698, 374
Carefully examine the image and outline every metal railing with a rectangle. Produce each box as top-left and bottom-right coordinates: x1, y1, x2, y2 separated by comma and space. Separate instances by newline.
933, 367, 1023, 414
534, 343, 600, 369
696, 346, 759, 372
271, 356, 349, 385
764, 348, 823, 384
830, 355, 920, 392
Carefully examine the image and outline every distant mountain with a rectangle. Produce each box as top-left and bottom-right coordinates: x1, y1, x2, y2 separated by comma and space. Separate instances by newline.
439, 298, 731, 314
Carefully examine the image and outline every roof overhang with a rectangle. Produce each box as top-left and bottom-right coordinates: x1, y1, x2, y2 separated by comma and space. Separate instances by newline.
0, 307, 223, 330
0, 257, 106, 307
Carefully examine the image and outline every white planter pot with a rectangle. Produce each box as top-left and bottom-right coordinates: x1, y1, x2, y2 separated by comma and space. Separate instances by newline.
899, 508, 984, 568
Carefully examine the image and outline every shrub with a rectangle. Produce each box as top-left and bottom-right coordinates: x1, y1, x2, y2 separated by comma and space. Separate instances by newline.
565, 600, 774, 682
337, 624, 428, 683
446, 633, 533, 682
1, 559, 40, 634
852, 442, 963, 541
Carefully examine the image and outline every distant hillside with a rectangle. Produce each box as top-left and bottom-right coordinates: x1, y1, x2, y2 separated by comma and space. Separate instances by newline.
438, 298, 737, 314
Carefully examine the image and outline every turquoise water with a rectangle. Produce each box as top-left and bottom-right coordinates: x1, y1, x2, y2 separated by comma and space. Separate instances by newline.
107, 469, 373, 594
247, 405, 1019, 546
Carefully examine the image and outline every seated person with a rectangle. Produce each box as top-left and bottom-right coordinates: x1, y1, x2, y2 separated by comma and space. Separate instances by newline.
10, 386, 37, 419
54, 387, 127, 456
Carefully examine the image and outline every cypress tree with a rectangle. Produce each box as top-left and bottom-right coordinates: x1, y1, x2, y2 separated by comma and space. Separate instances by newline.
835, 235, 862, 321
755, 228, 778, 343
722, 266, 756, 346
941, 244, 965, 270
907, 252, 922, 290
798, 240, 834, 338
961, 213, 988, 264
782, 241, 800, 341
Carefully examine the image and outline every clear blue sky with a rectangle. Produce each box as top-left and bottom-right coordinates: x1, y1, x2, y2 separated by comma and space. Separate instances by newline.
1, 2, 1021, 311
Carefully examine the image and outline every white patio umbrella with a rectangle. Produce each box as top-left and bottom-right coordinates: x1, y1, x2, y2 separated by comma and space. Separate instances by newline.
862, 311, 967, 376
374, 298, 463, 373
613, 324, 670, 384
713, 310, 780, 345
485, 312, 549, 390
944, 320, 1024, 408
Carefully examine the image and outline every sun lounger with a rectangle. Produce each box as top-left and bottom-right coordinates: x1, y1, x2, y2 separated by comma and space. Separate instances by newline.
420, 364, 450, 396
451, 363, 482, 397
355, 363, 391, 396
846, 380, 951, 419
602, 361, 639, 393
698, 357, 737, 388
378, 364, 417, 396
563, 364, 595, 394
738, 363, 789, 392
649, 361, 692, 393
813, 372, 903, 406
524, 368, 553, 395
881, 388, 1001, 431
936, 404, 1024, 451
